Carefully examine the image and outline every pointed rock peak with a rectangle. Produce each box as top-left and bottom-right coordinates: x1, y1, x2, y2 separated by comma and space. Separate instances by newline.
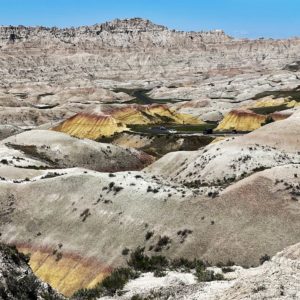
97, 18, 168, 32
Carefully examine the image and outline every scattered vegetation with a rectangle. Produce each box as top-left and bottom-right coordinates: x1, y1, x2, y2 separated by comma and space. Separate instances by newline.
41, 172, 63, 179
216, 260, 235, 268
73, 246, 228, 299
252, 285, 266, 293
145, 231, 154, 241
259, 254, 271, 265
128, 247, 168, 272
151, 236, 171, 252
0, 159, 8, 165
221, 267, 235, 273
73, 268, 139, 299
80, 209, 91, 222
153, 269, 167, 277
122, 248, 130, 256
196, 265, 224, 282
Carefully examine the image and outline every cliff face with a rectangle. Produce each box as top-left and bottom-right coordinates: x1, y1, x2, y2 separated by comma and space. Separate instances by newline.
0, 18, 299, 88
0, 18, 231, 49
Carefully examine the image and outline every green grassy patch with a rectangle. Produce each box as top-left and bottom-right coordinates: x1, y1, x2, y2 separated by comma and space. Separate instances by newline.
128, 123, 217, 134
113, 88, 189, 104
250, 104, 288, 115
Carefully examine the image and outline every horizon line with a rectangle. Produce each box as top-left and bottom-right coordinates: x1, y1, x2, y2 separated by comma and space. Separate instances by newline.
1, 17, 300, 40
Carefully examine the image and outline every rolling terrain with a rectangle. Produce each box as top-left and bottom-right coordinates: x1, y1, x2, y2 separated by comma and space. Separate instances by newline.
0, 17, 299, 299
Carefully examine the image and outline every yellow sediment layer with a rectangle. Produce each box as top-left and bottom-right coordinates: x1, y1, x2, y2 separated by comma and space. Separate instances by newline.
286, 100, 300, 108
53, 105, 202, 139
244, 97, 299, 109
53, 114, 127, 140
112, 105, 201, 125
216, 110, 266, 131
18, 246, 111, 297
247, 97, 287, 108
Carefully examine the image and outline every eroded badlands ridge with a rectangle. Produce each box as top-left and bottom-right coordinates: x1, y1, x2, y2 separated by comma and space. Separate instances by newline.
0, 17, 300, 299
0, 112, 299, 296
0, 18, 300, 132
0, 17, 299, 85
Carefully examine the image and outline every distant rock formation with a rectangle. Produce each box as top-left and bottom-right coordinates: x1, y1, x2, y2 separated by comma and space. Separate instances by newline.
0, 18, 299, 88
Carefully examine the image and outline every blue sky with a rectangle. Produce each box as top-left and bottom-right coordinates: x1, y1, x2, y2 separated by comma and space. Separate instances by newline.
0, 0, 299, 38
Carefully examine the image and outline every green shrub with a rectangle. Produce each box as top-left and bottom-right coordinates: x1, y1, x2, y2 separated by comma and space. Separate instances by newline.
171, 258, 205, 271
72, 287, 101, 300
196, 265, 224, 282
122, 248, 130, 256
153, 269, 167, 277
101, 268, 139, 295
259, 254, 271, 265
216, 260, 235, 268
221, 267, 235, 273
131, 295, 144, 300
72, 268, 139, 299
145, 231, 154, 241
128, 247, 168, 272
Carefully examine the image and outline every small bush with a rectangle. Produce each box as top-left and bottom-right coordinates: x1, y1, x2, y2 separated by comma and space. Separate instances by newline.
101, 268, 139, 295
196, 265, 224, 282
128, 247, 168, 272
41, 172, 61, 179
154, 236, 171, 252
72, 287, 101, 300
153, 269, 166, 277
259, 254, 271, 265
73, 268, 139, 299
131, 295, 144, 300
122, 248, 130, 256
252, 285, 266, 293
221, 267, 234, 273
216, 260, 235, 268
171, 258, 205, 271
145, 231, 154, 241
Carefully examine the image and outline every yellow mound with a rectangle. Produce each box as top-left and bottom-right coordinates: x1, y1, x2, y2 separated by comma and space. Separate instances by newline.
53, 113, 127, 140
247, 97, 287, 108
53, 105, 202, 139
217, 108, 292, 132
216, 110, 266, 131
247, 96, 300, 109
18, 245, 111, 297
286, 100, 300, 108
112, 105, 200, 125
